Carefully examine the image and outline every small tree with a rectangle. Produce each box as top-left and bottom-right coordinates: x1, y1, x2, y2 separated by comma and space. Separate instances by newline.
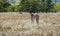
40, 0, 53, 12
46, 0, 53, 12
19, 0, 53, 13
19, 0, 41, 13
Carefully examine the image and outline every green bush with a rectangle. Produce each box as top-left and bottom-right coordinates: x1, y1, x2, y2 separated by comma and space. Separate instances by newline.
6, 5, 19, 12
54, 3, 60, 12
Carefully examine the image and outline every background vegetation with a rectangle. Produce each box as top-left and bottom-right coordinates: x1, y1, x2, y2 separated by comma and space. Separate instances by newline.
0, 0, 60, 12
54, 3, 60, 12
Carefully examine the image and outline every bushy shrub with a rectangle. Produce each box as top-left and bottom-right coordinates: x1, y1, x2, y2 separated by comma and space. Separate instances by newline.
54, 3, 60, 12
6, 5, 19, 12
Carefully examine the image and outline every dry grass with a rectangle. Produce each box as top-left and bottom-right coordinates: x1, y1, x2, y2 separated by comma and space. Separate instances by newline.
0, 12, 60, 36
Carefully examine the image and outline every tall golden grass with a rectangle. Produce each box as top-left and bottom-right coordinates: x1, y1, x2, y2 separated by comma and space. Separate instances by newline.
0, 12, 60, 36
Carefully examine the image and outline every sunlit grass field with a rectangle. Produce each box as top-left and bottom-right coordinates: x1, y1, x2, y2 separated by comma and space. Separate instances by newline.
0, 12, 60, 36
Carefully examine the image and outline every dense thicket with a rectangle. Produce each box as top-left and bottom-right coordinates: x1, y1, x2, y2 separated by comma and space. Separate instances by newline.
0, 0, 11, 12
19, 0, 54, 13
0, 0, 59, 12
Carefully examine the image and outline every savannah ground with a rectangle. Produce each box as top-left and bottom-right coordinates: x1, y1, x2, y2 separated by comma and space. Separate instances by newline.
0, 12, 60, 36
